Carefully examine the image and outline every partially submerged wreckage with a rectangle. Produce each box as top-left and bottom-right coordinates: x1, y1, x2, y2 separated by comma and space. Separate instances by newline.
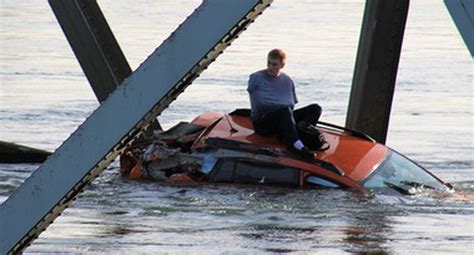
120, 109, 452, 194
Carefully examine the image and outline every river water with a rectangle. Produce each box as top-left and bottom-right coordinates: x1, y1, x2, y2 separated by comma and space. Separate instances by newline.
1, 0, 473, 254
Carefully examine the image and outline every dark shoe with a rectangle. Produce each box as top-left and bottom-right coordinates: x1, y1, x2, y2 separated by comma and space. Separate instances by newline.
297, 122, 330, 151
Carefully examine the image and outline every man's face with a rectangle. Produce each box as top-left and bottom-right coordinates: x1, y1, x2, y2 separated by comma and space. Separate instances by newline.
267, 57, 284, 76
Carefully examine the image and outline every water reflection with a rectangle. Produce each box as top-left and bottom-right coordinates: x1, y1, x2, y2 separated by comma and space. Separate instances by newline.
342, 207, 393, 254
26, 170, 474, 254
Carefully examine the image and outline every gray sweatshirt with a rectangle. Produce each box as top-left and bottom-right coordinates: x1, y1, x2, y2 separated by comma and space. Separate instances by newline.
247, 69, 298, 120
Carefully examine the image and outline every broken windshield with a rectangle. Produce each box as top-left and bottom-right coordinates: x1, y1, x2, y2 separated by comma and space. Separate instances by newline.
363, 150, 450, 193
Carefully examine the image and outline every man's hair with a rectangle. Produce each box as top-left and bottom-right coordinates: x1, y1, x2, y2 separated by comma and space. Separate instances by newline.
267, 48, 286, 64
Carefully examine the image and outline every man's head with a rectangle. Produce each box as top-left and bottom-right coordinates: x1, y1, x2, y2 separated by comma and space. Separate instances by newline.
267, 48, 286, 76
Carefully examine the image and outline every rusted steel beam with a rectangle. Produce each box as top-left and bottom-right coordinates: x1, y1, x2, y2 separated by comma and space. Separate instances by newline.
346, 0, 409, 144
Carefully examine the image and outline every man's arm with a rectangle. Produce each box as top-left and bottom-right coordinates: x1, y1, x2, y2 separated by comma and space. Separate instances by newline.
247, 73, 258, 93
291, 80, 298, 104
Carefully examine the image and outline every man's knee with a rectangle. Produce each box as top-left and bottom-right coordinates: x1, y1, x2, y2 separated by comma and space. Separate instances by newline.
307, 103, 322, 114
294, 104, 322, 126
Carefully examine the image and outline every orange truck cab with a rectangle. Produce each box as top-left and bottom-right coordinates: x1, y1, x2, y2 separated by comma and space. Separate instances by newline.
120, 109, 452, 195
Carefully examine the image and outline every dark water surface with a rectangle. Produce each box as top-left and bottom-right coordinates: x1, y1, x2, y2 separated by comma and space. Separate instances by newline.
1, 0, 473, 254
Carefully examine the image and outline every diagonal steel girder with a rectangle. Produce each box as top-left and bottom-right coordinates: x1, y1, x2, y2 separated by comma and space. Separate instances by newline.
49, 0, 132, 103
0, 0, 272, 253
49, 0, 162, 132
444, 0, 474, 57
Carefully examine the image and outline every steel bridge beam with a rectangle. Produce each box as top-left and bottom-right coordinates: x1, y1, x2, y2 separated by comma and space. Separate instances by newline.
49, 0, 131, 102
444, 0, 474, 57
0, 1, 272, 253
49, 0, 162, 135
346, 0, 409, 144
